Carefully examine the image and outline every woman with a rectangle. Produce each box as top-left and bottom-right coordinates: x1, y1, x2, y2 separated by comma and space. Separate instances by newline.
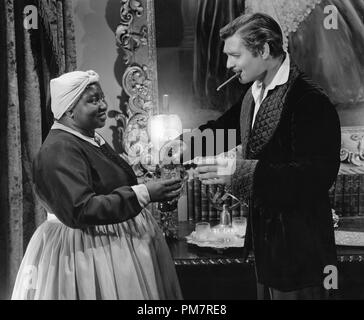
11, 70, 183, 300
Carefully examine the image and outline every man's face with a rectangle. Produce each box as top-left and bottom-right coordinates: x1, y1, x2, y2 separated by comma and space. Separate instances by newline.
223, 33, 266, 84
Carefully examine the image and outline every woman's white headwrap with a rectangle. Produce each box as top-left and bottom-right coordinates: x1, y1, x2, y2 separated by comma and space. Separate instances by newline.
50, 70, 100, 120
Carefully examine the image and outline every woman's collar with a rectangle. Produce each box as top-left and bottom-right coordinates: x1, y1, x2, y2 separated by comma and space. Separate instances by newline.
51, 121, 105, 147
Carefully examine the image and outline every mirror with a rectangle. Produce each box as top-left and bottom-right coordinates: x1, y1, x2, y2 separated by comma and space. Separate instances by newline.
115, 0, 247, 172
154, 0, 245, 131
116, 0, 364, 228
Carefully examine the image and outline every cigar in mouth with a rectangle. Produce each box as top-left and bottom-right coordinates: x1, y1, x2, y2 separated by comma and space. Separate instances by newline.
216, 73, 240, 92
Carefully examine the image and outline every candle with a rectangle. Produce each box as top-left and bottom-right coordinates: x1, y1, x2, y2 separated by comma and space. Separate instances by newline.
162, 94, 170, 114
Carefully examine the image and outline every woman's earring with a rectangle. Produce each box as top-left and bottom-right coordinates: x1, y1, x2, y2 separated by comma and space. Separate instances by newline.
69, 112, 74, 119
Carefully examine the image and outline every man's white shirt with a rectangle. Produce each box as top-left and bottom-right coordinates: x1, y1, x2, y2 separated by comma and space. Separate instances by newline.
251, 53, 290, 128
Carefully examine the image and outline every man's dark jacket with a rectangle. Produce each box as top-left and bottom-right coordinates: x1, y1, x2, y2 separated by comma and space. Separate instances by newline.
196, 63, 341, 291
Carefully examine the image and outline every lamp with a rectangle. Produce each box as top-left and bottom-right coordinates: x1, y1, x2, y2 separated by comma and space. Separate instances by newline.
147, 94, 183, 164
146, 95, 185, 239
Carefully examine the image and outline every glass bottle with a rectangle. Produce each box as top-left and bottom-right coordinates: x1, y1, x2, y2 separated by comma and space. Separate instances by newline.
219, 204, 232, 227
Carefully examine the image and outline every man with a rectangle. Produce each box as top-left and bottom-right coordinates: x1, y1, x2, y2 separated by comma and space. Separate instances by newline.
195, 13, 341, 299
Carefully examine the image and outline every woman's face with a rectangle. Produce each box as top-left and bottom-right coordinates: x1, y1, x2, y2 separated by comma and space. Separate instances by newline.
72, 83, 108, 130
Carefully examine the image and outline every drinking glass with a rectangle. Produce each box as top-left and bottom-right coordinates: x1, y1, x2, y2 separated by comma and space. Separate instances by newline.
232, 217, 247, 238
195, 222, 211, 241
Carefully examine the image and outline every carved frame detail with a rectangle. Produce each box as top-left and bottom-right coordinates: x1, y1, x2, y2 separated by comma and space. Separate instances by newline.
341, 126, 364, 167
115, 0, 159, 174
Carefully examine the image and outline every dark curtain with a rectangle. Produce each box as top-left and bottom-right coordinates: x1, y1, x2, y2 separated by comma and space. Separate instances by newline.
193, 0, 247, 112
0, 0, 76, 300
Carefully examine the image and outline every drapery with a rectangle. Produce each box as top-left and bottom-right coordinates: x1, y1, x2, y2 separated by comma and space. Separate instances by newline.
0, 0, 76, 300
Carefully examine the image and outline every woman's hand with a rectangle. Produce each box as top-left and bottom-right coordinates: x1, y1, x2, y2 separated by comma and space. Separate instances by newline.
145, 178, 182, 202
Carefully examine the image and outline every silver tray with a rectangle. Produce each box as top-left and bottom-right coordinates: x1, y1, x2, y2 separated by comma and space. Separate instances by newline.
186, 231, 245, 249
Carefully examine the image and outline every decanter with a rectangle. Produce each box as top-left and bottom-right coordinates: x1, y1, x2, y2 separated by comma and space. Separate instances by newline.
219, 204, 232, 227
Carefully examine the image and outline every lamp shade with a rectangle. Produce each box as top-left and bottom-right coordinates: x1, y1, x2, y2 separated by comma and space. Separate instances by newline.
148, 114, 182, 162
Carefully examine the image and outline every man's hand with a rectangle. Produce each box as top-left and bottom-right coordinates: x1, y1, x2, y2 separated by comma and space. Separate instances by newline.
194, 155, 235, 185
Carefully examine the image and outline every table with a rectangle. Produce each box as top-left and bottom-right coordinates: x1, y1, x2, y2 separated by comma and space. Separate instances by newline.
168, 219, 364, 299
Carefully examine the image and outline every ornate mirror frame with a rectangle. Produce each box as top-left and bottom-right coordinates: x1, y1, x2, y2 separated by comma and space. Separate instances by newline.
341, 126, 364, 166
115, 0, 159, 174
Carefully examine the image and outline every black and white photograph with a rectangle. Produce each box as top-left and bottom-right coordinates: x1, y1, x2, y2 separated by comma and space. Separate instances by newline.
1, 0, 364, 305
